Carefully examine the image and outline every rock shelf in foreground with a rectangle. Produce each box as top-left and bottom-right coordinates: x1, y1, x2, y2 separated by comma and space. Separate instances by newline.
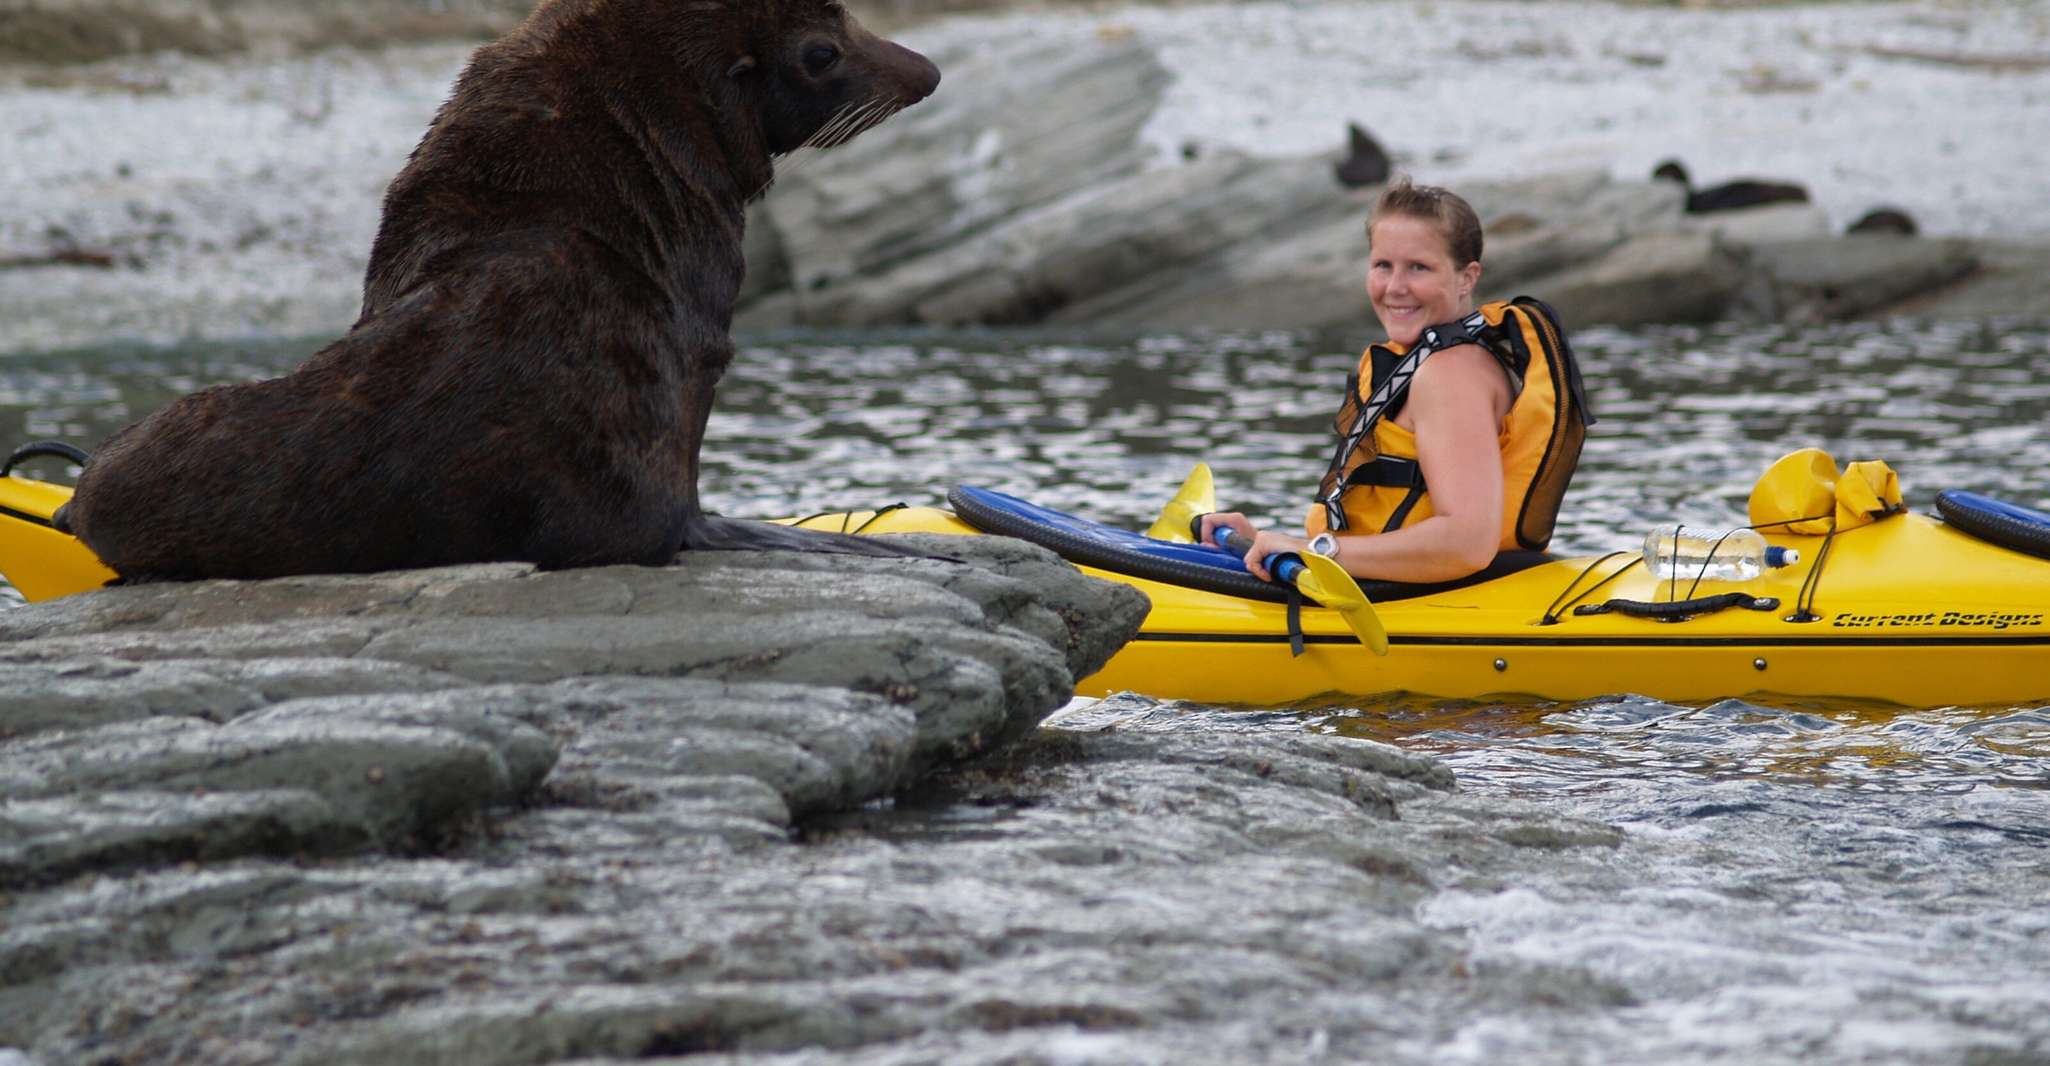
0, 534, 1641, 1065
0, 534, 1144, 887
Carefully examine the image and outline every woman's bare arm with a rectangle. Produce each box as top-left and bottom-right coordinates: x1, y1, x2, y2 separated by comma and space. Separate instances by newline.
1208, 344, 1510, 583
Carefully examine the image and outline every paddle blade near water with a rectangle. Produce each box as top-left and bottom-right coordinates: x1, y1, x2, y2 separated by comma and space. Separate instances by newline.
1211, 525, 1390, 656
1145, 463, 1216, 543
1294, 550, 1390, 656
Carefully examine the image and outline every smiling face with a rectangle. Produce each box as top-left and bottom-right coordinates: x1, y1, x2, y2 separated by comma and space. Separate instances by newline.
1366, 214, 1482, 347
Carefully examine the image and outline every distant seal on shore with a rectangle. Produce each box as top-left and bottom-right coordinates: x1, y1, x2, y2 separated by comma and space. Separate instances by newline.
1847, 207, 1918, 236
57, 0, 939, 580
1333, 122, 1391, 189
1653, 159, 1809, 214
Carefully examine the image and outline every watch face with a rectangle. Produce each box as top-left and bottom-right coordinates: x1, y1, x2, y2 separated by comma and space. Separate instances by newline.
1310, 533, 1338, 558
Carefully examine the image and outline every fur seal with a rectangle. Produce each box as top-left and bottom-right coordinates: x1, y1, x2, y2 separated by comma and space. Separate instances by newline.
58, 0, 939, 581
1653, 159, 1809, 214
1846, 207, 1918, 236
1333, 122, 1392, 189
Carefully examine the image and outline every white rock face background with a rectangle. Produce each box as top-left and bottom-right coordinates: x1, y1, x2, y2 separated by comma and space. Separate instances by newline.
2, 0, 2047, 351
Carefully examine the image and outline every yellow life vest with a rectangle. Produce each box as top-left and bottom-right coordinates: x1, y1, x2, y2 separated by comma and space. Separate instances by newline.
1308, 296, 1593, 552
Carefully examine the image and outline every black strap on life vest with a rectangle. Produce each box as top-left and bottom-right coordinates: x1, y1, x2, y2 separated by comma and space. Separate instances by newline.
1313, 311, 1488, 532
1329, 456, 1429, 533
1336, 455, 1425, 489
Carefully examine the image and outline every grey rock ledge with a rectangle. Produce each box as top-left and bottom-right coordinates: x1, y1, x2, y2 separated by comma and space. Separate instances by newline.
0, 533, 1149, 886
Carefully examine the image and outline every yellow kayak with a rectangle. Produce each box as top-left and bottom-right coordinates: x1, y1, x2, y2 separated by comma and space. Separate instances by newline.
780, 489, 2050, 708
6, 459, 2048, 708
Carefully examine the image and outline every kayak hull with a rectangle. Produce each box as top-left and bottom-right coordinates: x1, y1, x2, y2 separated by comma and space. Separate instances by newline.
1087, 612, 2048, 705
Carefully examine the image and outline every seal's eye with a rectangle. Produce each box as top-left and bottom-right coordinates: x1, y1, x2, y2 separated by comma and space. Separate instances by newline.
803, 43, 840, 75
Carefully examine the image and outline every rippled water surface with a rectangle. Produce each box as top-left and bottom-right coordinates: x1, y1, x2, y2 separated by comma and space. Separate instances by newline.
7, 319, 2050, 1060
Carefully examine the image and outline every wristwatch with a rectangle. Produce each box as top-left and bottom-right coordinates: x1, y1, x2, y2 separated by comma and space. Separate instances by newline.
1306, 532, 1340, 559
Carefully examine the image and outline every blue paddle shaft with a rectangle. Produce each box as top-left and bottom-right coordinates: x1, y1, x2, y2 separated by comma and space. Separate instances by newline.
1211, 527, 1306, 584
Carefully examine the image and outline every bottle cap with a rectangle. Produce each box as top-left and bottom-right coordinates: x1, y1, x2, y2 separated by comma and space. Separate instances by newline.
1765, 545, 1799, 567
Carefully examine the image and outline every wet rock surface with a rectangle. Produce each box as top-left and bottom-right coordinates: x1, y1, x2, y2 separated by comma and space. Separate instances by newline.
0, 535, 1144, 874
1, 692, 1634, 1065
0, 533, 1649, 1065
0, 535, 1155, 1053
5, 555, 2047, 1066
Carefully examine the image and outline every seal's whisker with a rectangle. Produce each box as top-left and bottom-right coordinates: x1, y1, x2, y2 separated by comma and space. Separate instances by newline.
821, 99, 891, 148
854, 98, 896, 134
864, 99, 908, 136
827, 100, 880, 144
804, 101, 864, 151
777, 94, 912, 164
849, 100, 894, 141
811, 99, 875, 150
778, 146, 823, 176
798, 112, 837, 151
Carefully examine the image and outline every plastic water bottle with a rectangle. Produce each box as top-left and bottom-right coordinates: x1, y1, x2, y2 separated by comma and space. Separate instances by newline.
1641, 526, 1799, 583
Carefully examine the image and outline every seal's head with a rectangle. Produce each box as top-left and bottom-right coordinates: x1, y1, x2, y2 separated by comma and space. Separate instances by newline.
734, 0, 941, 155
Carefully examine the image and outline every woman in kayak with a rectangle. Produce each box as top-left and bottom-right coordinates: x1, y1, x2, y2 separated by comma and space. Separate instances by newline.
1201, 178, 1588, 584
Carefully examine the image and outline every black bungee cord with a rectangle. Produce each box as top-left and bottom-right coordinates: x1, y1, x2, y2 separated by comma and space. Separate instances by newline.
784, 502, 907, 535
1539, 550, 1638, 625
1547, 510, 1840, 624
1745, 511, 1840, 622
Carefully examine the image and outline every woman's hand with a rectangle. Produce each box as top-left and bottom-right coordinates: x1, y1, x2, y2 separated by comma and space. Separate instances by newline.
1243, 529, 1310, 582
1197, 511, 1255, 551
1199, 512, 1308, 582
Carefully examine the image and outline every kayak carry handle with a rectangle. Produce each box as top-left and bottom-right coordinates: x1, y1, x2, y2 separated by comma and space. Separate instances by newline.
2, 441, 89, 477
1575, 592, 1780, 621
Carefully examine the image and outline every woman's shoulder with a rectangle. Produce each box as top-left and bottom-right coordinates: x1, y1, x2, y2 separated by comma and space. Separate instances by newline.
1411, 341, 1513, 411
1416, 341, 1507, 382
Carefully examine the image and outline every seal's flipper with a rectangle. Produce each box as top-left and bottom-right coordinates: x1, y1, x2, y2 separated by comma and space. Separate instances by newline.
680, 514, 927, 558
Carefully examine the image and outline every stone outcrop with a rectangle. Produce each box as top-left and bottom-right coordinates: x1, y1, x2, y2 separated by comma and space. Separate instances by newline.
1, 8, 2033, 356
0, 533, 1657, 1065
0, 535, 1147, 890
1729, 234, 1981, 324
0, 0, 529, 64
732, 40, 2001, 333
0, 0, 1022, 64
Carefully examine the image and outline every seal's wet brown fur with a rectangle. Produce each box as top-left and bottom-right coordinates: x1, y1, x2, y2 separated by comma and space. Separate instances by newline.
60, 0, 938, 580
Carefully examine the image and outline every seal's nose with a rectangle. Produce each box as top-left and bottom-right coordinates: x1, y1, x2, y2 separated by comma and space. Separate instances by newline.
883, 39, 940, 101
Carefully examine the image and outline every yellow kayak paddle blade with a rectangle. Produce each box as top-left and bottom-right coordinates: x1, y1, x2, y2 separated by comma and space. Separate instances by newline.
1144, 463, 1216, 543
1293, 550, 1390, 656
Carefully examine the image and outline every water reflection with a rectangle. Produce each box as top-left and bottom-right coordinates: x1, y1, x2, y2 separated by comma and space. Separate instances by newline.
1051, 691, 2050, 797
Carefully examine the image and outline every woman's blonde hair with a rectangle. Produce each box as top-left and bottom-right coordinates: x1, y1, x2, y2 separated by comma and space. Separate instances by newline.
1369, 177, 1483, 267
